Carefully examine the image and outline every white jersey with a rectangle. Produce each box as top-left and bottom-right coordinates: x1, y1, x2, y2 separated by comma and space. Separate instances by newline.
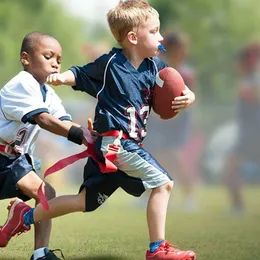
0, 71, 71, 158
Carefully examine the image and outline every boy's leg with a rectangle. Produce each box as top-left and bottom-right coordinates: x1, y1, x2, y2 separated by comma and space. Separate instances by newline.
1, 158, 119, 235
223, 154, 244, 212
1, 186, 86, 235
0, 160, 63, 259
0, 170, 64, 259
100, 137, 196, 260
146, 182, 196, 260
33, 159, 120, 221
16, 171, 56, 249
147, 182, 173, 242
33, 188, 86, 222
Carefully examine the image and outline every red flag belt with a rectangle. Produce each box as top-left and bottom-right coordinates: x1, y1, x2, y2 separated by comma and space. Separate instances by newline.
38, 130, 127, 210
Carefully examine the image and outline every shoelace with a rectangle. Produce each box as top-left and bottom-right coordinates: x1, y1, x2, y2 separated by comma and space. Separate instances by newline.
50, 249, 65, 260
163, 241, 180, 254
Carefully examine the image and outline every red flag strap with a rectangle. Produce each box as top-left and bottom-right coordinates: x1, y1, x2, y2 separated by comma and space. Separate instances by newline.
38, 130, 125, 210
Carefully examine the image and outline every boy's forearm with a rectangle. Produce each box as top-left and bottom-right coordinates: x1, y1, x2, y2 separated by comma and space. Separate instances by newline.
34, 113, 73, 138
61, 70, 76, 86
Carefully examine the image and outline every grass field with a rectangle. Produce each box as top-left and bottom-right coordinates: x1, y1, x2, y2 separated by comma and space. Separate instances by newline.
0, 185, 259, 260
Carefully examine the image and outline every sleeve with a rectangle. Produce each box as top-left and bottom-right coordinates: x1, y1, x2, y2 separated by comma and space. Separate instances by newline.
0, 77, 48, 123
69, 55, 108, 98
46, 86, 72, 121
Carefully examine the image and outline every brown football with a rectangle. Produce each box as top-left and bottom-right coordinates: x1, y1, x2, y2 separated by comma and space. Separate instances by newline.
153, 67, 185, 119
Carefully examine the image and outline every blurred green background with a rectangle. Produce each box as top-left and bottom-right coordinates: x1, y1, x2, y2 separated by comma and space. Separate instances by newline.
1, 2, 260, 259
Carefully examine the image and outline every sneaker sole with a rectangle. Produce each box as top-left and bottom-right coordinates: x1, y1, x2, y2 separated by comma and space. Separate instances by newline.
146, 250, 196, 260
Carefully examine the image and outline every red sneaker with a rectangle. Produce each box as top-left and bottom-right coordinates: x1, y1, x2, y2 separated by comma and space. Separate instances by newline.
0, 199, 31, 247
146, 240, 196, 260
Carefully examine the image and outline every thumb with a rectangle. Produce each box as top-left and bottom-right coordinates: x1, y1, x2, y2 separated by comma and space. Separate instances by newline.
88, 118, 93, 131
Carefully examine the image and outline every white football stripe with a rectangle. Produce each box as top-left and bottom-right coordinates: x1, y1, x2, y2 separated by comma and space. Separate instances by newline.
155, 73, 164, 88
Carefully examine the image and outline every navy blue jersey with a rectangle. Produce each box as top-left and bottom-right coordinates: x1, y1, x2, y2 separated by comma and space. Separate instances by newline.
70, 48, 167, 143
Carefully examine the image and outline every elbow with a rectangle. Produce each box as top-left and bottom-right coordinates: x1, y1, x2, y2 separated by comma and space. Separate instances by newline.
33, 112, 51, 128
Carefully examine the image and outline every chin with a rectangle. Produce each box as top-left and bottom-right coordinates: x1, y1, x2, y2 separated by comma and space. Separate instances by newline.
154, 50, 160, 57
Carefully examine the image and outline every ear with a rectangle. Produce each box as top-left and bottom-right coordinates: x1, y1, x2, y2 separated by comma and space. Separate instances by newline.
21, 51, 29, 66
127, 31, 138, 45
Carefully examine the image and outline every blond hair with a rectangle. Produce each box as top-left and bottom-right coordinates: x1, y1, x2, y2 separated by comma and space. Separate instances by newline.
107, 0, 159, 45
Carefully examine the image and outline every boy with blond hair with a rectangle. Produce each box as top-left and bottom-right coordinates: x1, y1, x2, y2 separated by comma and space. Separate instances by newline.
1, 1, 196, 259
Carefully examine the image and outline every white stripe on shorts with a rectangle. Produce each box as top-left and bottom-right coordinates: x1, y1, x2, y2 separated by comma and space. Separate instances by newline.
100, 136, 171, 189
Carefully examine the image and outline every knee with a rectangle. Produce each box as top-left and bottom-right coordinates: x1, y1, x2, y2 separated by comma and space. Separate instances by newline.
44, 183, 56, 200
163, 181, 174, 193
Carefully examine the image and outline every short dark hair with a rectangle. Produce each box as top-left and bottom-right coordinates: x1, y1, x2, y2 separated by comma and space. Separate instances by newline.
20, 32, 57, 55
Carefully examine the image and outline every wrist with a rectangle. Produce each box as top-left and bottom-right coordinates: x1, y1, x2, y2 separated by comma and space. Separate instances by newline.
68, 126, 83, 145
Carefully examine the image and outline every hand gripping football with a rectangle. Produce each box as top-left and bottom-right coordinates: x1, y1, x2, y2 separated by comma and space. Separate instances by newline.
153, 67, 185, 119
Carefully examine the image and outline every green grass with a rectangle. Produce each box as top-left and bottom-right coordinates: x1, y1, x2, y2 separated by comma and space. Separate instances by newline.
0, 185, 259, 260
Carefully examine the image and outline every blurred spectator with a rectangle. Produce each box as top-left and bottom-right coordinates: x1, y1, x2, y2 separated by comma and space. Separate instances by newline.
81, 42, 110, 62
144, 31, 201, 212
223, 42, 260, 214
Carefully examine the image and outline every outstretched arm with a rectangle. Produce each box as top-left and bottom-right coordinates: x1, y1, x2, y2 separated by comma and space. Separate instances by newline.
33, 112, 83, 143
34, 113, 98, 145
46, 70, 76, 86
34, 112, 76, 137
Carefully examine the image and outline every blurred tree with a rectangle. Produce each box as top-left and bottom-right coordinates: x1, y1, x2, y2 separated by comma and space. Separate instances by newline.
0, 0, 89, 99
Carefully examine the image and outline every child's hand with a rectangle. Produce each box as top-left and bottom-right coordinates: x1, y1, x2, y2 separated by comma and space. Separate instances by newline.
171, 87, 195, 113
47, 73, 66, 86
82, 118, 99, 146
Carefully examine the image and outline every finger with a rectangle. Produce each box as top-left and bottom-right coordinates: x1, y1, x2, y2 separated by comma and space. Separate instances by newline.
173, 96, 189, 102
172, 102, 189, 108
91, 131, 98, 142
82, 126, 93, 144
172, 101, 188, 106
46, 75, 52, 83
172, 101, 187, 106
172, 105, 185, 110
88, 118, 93, 131
92, 131, 99, 137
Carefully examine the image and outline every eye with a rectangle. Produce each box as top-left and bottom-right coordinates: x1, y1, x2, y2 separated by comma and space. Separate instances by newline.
44, 55, 51, 60
151, 28, 159, 34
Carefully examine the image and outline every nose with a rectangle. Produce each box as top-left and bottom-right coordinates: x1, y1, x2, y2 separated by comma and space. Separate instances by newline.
51, 61, 59, 69
158, 32, 164, 42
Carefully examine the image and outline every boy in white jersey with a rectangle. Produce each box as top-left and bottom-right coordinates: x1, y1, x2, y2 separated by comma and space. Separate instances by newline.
0, 32, 91, 260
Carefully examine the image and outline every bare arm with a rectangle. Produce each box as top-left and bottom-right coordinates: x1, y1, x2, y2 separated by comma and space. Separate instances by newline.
46, 70, 76, 86
33, 112, 74, 138
34, 113, 98, 145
